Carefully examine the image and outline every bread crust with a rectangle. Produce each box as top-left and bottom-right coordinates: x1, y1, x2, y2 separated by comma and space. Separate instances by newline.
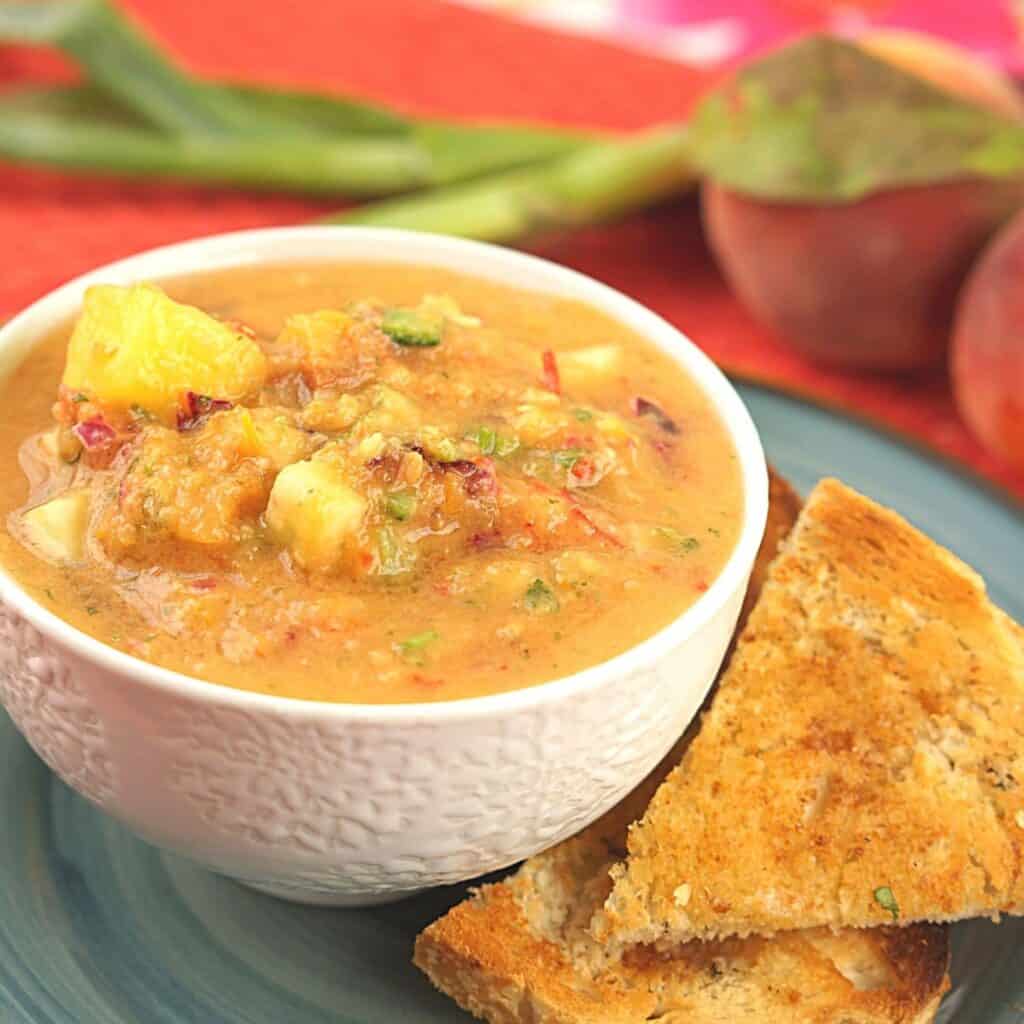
415, 850, 950, 1023
414, 473, 952, 1023
597, 478, 1024, 947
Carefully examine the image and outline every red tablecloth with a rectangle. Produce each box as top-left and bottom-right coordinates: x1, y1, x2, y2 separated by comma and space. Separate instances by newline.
2, 0, 1022, 502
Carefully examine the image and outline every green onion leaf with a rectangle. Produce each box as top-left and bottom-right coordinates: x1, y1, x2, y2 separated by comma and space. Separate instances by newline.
572, 408, 593, 422
385, 492, 416, 521
474, 426, 497, 456
655, 526, 701, 554
873, 886, 899, 920
524, 578, 560, 614
553, 448, 585, 469
399, 629, 440, 653
495, 435, 520, 457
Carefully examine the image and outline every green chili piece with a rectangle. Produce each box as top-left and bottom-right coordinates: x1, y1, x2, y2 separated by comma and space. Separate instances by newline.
381, 307, 443, 347
655, 526, 701, 554
385, 492, 416, 521
399, 629, 440, 653
524, 579, 560, 614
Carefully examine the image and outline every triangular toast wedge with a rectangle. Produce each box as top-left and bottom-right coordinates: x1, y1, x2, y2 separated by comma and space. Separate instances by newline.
415, 472, 952, 1023
416, 738, 950, 1024
596, 478, 1024, 949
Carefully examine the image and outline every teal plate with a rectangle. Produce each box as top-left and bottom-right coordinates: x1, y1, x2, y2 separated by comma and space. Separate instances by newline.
2, 382, 1022, 1023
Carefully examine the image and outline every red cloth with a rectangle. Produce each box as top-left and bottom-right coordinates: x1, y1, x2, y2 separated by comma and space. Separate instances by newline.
1, 0, 1022, 500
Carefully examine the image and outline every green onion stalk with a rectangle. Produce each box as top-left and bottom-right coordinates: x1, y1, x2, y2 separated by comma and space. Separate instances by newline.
332, 125, 694, 243
0, 0, 697, 240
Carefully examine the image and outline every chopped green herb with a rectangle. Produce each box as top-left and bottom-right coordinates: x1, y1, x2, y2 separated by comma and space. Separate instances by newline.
71, 392, 89, 404
655, 526, 701, 554
85, 605, 99, 616
572, 408, 593, 422
873, 886, 899, 920
385, 492, 416, 521
553, 448, 585, 469
43, 587, 55, 601
381, 307, 443, 347
707, 526, 721, 537
469, 426, 519, 458
495, 435, 520, 457
399, 629, 440, 653
524, 578, 560, 614
474, 426, 497, 456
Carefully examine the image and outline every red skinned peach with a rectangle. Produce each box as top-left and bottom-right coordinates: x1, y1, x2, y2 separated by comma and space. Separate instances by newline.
702, 32, 1024, 371
951, 207, 1024, 471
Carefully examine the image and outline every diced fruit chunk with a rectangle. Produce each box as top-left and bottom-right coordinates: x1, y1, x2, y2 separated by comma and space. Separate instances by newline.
558, 345, 623, 385
243, 409, 318, 470
266, 458, 368, 573
359, 385, 421, 435
62, 284, 267, 424
21, 490, 91, 562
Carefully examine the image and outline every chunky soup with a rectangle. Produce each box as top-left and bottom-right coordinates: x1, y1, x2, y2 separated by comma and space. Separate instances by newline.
0, 264, 743, 703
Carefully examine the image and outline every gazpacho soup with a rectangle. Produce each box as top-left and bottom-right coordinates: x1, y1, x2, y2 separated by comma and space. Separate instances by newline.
0, 264, 743, 703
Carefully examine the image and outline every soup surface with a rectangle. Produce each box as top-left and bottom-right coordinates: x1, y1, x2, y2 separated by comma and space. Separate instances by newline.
0, 264, 743, 703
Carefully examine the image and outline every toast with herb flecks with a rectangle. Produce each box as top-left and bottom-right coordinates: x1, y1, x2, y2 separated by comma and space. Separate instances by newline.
414, 472, 952, 1024
594, 478, 1024, 951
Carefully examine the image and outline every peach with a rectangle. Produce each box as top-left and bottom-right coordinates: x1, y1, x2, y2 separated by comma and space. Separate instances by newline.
951, 207, 1024, 472
702, 32, 1024, 371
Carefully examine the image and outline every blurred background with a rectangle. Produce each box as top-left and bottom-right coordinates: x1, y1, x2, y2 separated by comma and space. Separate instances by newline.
3, 0, 1024, 499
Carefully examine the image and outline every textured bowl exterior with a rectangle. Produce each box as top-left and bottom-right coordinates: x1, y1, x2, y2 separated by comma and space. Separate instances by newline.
0, 227, 766, 904
0, 584, 744, 904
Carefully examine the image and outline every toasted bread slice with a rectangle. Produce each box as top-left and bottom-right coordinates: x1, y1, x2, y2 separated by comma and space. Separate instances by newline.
415, 472, 952, 1024
596, 478, 1024, 949
416, 838, 949, 1023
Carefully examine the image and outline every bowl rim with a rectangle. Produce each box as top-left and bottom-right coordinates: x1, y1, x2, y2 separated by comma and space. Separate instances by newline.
0, 225, 768, 723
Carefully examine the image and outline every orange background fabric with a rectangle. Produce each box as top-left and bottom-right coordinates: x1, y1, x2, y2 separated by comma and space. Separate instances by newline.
2, 0, 1022, 501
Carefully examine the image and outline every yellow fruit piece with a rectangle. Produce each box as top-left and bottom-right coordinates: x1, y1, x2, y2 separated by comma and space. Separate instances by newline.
278, 310, 352, 362
62, 284, 267, 424
559, 345, 623, 385
266, 458, 367, 573
359, 385, 421, 436
21, 490, 91, 562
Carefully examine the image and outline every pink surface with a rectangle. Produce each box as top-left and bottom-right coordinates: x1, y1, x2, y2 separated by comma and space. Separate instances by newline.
622, 0, 1024, 71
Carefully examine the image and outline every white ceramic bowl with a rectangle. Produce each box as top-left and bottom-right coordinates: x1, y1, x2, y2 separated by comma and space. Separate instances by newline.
0, 227, 767, 906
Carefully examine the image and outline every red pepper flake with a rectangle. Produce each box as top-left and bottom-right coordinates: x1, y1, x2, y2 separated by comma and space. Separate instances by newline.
563, 490, 625, 548
190, 576, 219, 591
541, 350, 561, 394
570, 456, 598, 486
469, 530, 503, 550
410, 673, 443, 689
695, 579, 710, 592
72, 417, 117, 450
651, 439, 674, 461
177, 391, 233, 432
